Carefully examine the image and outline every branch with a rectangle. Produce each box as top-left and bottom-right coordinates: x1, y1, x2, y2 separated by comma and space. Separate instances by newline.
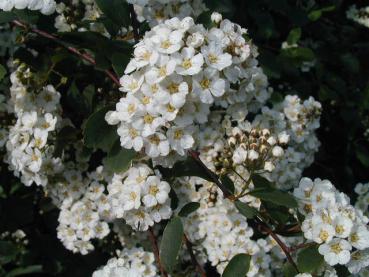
128, 4, 140, 43
11, 20, 121, 86
184, 234, 207, 277
256, 217, 299, 273
188, 149, 299, 273
148, 227, 168, 277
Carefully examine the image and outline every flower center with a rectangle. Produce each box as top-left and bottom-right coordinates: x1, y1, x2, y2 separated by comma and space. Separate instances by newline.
182, 59, 192, 69
200, 78, 210, 89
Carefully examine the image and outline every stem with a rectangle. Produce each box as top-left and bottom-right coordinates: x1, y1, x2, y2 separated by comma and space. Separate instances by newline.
288, 242, 315, 252
128, 4, 140, 43
256, 217, 299, 273
11, 20, 121, 86
148, 227, 168, 277
188, 150, 235, 201
184, 235, 207, 277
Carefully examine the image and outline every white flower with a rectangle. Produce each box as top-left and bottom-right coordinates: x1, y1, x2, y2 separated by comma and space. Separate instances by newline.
201, 42, 232, 71
117, 124, 144, 151
272, 146, 284, 157
232, 146, 247, 164
318, 238, 352, 266
347, 250, 369, 274
159, 74, 189, 108
173, 47, 204, 75
119, 72, 144, 93
211, 12, 223, 24
349, 226, 369, 250
144, 133, 170, 158
150, 26, 183, 54
167, 126, 194, 156
142, 176, 170, 207
144, 55, 176, 84
333, 216, 353, 238
312, 223, 335, 243
193, 68, 226, 104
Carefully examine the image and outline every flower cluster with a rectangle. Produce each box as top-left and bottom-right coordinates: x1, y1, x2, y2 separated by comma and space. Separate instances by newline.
5, 64, 63, 186
107, 163, 172, 231
54, 0, 106, 33
107, 16, 270, 167
347, 5, 369, 28
294, 177, 369, 274
57, 167, 111, 254
0, 0, 56, 15
128, 0, 207, 27
92, 247, 157, 277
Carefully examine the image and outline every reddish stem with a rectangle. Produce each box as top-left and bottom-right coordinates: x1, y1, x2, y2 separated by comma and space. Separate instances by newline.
148, 227, 168, 277
12, 20, 120, 86
184, 235, 207, 277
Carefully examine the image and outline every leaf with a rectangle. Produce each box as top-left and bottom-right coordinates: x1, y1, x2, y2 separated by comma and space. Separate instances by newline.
282, 263, 298, 277
104, 140, 137, 173
235, 201, 257, 219
0, 11, 16, 24
251, 175, 273, 190
178, 202, 200, 217
54, 126, 79, 157
220, 175, 235, 194
0, 241, 18, 264
95, 0, 130, 28
167, 158, 213, 182
160, 217, 184, 273
83, 105, 118, 152
222, 254, 251, 277
308, 5, 335, 21
297, 245, 324, 273
111, 52, 131, 76
249, 189, 298, 208
6, 265, 43, 277
0, 64, 6, 82
287, 27, 301, 45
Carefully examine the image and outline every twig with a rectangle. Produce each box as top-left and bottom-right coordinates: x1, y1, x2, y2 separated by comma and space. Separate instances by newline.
188, 150, 235, 200
128, 4, 140, 43
288, 242, 316, 252
184, 235, 207, 277
11, 20, 121, 86
148, 227, 168, 277
188, 149, 299, 273
256, 217, 299, 273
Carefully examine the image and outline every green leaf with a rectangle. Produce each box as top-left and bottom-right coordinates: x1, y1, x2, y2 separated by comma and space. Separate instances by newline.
111, 52, 131, 76
282, 263, 298, 277
222, 254, 251, 277
160, 217, 184, 273
178, 202, 200, 217
0, 241, 18, 264
54, 126, 79, 157
220, 175, 235, 194
6, 265, 43, 277
287, 27, 301, 45
251, 175, 273, 190
0, 64, 6, 82
167, 158, 213, 182
235, 201, 257, 219
104, 140, 137, 173
249, 189, 298, 208
95, 0, 130, 28
297, 245, 324, 273
308, 6, 335, 21
83, 105, 118, 152
0, 11, 16, 24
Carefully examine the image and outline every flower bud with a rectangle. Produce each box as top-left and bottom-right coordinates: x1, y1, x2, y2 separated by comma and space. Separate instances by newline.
211, 12, 222, 24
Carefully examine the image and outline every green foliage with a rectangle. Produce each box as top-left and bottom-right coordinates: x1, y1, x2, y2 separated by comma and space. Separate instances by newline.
234, 201, 257, 219
297, 245, 324, 274
103, 140, 137, 173
0, 64, 6, 82
83, 106, 118, 152
159, 217, 184, 273
222, 253, 251, 277
178, 202, 200, 217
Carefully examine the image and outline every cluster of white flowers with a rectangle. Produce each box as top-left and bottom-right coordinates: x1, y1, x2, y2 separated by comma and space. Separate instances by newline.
347, 5, 369, 28
5, 64, 63, 186
107, 163, 172, 231
0, 229, 28, 245
255, 95, 321, 188
354, 182, 369, 217
106, 16, 270, 167
54, 0, 106, 33
57, 166, 112, 255
294, 177, 369, 274
0, 0, 56, 15
93, 247, 158, 277
128, 0, 207, 27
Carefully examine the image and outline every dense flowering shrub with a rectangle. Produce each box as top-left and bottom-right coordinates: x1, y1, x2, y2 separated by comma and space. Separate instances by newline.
0, 1, 368, 277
